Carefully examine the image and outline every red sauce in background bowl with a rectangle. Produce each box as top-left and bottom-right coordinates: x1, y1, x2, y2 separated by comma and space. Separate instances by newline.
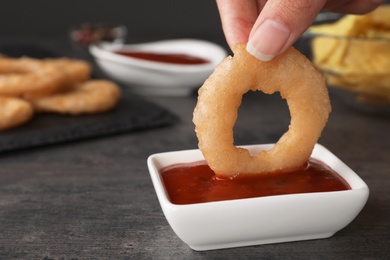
160, 158, 351, 205
114, 50, 210, 65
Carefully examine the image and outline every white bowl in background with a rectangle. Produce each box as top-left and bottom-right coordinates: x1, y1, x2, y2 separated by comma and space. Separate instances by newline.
89, 39, 227, 96
147, 143, 369, 251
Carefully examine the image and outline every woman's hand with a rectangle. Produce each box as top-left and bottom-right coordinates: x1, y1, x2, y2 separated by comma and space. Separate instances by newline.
216, 0, 384, 61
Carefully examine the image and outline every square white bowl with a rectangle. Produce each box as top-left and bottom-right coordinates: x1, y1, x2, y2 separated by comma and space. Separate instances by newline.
147, 143, 369, 251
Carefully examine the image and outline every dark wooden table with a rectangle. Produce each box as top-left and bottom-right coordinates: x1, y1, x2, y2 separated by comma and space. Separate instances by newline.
0, 34, 389, 259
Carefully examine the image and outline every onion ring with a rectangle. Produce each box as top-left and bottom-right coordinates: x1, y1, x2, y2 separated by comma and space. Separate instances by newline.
193, 44, 331, 177
0, 96, 34, 131
43, 58, 91, 88
0, 56, 65, 98
29, 79, 121, 115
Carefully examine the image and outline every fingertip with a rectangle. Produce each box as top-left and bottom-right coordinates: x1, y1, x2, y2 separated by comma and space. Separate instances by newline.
246, 41, 275, 61
247, 19, 291, 62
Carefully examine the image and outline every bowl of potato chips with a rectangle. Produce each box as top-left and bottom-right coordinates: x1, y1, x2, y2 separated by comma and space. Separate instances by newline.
301, 5, 390, 114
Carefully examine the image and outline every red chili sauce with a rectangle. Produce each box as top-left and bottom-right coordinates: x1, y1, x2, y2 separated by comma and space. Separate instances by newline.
114, 50, 210, 65
160, 158, 351, 205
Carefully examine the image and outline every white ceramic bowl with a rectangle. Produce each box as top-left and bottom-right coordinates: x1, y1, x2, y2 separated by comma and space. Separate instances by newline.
89, 39, 227, 96
147, 143, 369, 251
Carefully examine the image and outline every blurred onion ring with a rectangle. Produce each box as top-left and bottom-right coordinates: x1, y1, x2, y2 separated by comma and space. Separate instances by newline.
43, 58, 91, 88
0, 57, 65, 98
0, 96, 34, 131
193, 44, 331, 177
29, 79, 121, 115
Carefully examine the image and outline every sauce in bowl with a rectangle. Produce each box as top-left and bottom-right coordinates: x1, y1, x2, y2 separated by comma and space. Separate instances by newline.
114, 50, 210, 65
160, 158, 351, 204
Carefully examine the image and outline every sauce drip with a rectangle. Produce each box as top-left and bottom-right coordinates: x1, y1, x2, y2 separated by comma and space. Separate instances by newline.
160, 158, 351, 205
114, 50, 210, 65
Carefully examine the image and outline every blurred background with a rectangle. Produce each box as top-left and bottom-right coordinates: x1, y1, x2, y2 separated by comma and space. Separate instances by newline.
2, 0, 390, 53
0, 0, 228, 49
2, 0, 390, 104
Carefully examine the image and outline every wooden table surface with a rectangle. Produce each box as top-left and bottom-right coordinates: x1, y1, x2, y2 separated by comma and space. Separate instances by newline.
0, 87, 389, 259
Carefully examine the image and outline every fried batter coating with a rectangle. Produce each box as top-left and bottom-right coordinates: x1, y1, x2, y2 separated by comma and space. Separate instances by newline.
193, 44, 331, 177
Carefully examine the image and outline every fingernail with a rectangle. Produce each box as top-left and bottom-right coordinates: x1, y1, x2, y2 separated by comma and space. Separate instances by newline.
247, 19, 291, 61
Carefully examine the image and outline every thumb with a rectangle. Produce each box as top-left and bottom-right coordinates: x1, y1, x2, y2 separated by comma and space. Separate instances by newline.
247, 0, 326, 61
